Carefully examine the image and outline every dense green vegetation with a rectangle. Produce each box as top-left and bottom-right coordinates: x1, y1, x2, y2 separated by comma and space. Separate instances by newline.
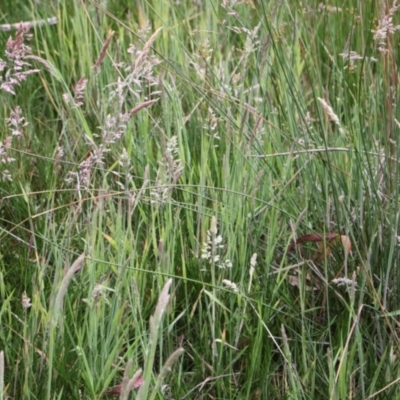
1, 0, 400, 398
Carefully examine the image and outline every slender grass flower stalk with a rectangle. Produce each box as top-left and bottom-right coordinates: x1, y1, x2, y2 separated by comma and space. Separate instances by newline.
149, 347, 184, 400
118, 360, 143, 400
150, 135, 183, 205
52, 253, 86, 325
201, 216, 232, 358
93, 31, 114, 73
201, 216, 232, 269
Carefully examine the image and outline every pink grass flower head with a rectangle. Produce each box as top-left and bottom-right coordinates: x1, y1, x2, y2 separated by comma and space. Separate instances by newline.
0, 25, 39, 95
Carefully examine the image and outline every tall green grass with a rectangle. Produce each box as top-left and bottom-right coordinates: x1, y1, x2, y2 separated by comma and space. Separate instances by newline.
0, 0, 399, 399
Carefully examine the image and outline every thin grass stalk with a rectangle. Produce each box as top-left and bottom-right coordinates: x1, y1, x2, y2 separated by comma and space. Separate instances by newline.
210, 218, 218, 359
0, 351, 4, 400
329, 305, 364, 400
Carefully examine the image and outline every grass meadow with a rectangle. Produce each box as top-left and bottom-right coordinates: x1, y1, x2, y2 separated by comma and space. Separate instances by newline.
1, 0, 400, 398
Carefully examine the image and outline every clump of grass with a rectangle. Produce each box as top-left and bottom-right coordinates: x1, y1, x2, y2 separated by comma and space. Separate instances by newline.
0, 0, 400, 399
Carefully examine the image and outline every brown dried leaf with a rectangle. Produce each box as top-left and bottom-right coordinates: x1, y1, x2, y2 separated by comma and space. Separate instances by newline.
288, 233, 352, 262
103, 374, 144, 397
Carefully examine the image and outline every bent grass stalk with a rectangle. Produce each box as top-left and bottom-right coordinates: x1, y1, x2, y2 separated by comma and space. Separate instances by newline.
136, 278, 173, 400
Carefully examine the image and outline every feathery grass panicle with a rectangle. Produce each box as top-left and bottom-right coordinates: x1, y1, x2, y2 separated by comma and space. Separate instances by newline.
248, 253, 257, 293
0, 25, 39, 94
150, 135, 183, 206
128, 164, 149, 209
373, 0, 400, 52
24, 54, 62, 80
138, 279, 173, 400
52, 253, 86, 327
201, 216, 232, 269
152, 347, 184, 397
73, 76, 87, 108
132, 26, 163, 76
93, 31, 114, 73
0, 107, 28, 181
317, 97, 340, 126
150, 278, 173, 339
0, 138, 15, 164
158, 347, 184, 382
6, 106, 28, 137
128, 98, 159, 116
63, 76, 87, 108
120, 361, 143, 400
0, 135, 15, 182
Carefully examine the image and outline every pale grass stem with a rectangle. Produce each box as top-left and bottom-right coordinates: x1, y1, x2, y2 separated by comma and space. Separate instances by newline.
0, 350, 4, 400
0, 17, 58, 32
